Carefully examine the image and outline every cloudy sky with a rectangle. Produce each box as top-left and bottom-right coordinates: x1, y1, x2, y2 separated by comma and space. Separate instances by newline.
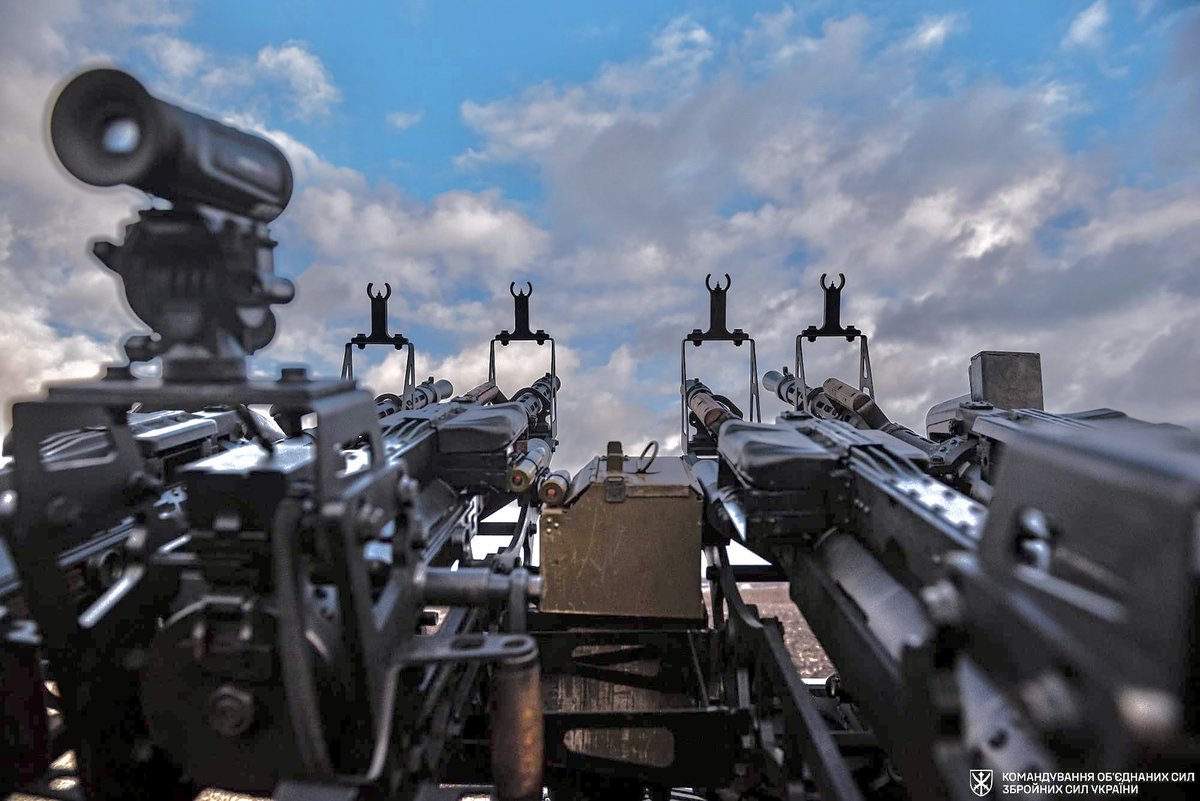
1, 0, 1197, 473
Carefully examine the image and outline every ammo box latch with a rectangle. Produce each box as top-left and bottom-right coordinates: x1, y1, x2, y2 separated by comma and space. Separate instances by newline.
604, 441, 626, 502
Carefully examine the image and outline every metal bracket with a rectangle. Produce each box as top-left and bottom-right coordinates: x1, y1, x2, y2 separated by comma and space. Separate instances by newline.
496, 282, 548, 346
393, 630, 536, 666
794, 273, 874, 412
687, 274, 750, 346
489, 282, 557, 442
680, 274, 761, 450
604, 476, 627, 504
341, 283, 416, 402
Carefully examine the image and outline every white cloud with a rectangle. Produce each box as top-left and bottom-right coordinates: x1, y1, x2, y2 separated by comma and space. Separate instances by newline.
386, 109, 424, 131
447, 7, 1200, 448
647, 17, 714, 75
3, 0, 1198, 466
266, 182, 550, 367
134, 34, 344, 127
1063, 1, 1109, 49
904, 14, 963, 51
457, 15, 718, 168
290, 186, 548, 276
0, 308, 117, 414
143, 33, 207, 78
255, 40, 340, 118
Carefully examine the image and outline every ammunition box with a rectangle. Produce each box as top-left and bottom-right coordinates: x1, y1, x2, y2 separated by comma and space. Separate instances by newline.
970, 351, 1044, 410
539, 444, 703, 619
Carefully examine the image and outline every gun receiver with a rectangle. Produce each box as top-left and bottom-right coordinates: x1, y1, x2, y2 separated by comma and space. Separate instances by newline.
0, 406, 252, 605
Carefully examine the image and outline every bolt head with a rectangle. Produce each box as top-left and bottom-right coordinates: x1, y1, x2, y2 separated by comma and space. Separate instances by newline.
206, 684, 256, 737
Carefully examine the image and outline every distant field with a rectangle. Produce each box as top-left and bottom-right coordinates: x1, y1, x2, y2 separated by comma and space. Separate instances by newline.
722, 582, 834, 678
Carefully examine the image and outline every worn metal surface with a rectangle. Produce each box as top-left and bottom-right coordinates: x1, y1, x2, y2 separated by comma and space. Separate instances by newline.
544, 646, 685, 771
968, 350, 1044, 410
540, 453, 703, 619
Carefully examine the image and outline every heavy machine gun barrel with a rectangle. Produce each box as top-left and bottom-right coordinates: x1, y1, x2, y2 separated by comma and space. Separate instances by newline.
511, 373, 559, 423
376, 377, 454, 416
820, 377, 937, 455
684, 378, 737, 434
762, 368, 799, 405
765, 369, 936, 456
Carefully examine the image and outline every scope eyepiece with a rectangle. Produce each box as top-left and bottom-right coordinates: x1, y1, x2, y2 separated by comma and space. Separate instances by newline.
50, 68, 292, 221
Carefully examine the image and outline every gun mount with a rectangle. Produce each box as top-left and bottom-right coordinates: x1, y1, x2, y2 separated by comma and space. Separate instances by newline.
2, 69, 550, 801
680, 274, 761, 455
489, 282, 559, 446
341, 282, 417, 392
780, 273, 876, 412
52, 68, 295, 382
3, 65, 1198, 801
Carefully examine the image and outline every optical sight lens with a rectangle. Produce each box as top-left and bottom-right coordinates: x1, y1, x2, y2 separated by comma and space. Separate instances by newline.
101, 117, 140, 154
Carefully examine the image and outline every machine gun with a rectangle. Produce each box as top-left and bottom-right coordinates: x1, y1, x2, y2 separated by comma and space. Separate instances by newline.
0, 68, 556, 801
5, 64, 1199, 801
684, 275, 1200, 799
0, 405, 262, 607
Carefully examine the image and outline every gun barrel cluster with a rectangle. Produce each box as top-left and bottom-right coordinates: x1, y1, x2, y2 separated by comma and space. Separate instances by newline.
4, 63, 1197, 801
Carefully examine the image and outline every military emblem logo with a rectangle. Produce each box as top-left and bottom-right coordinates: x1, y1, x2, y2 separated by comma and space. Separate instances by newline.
970, 769, 994, 796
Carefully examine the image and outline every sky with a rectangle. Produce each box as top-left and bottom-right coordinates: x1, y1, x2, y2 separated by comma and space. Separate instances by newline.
0, 0, 1198, 474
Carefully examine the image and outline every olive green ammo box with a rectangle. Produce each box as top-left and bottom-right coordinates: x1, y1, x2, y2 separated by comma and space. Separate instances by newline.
539, 442, 704, 619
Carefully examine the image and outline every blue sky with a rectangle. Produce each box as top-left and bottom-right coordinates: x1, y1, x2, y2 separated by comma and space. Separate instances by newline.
138, 2, 733, 204
0, 0, 1197, 471
126, 1, 1182, 202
